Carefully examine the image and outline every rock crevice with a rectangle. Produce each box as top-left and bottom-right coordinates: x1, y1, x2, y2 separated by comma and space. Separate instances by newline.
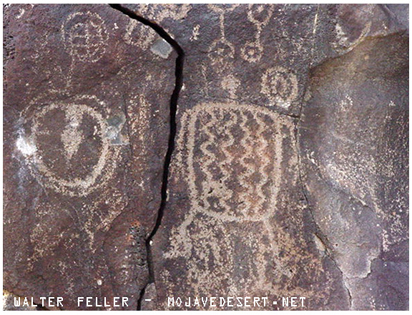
108, 4, 185, 310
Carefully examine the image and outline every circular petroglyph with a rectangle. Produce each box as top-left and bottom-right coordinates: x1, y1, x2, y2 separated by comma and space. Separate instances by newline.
261, 66, 299, 109
247, 4, 274, 27
62, 11, 109, 63
22, 97, 119, 196
240, 41, 263, 63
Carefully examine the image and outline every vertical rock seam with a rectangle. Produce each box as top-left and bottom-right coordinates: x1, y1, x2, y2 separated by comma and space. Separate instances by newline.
109, 4, 185, 310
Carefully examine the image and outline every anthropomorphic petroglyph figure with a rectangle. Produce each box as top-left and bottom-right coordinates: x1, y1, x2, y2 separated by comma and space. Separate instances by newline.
207, 5, 238, 74
163, 103, 323, 306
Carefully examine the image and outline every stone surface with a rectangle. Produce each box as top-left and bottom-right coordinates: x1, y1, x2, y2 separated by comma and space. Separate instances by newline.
299, 34, 408, 310
3, 3, 408, 311
3, 4, 175, 310
122, 4, 408, 310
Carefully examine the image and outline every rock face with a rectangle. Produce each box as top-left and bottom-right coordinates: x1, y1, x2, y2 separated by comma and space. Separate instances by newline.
300, 34, 409, 310
3, 4, 408, 311
4, 4, 175, 310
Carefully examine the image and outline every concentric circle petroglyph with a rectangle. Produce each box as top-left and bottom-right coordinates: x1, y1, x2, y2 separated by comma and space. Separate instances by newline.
62, 11, 109, 63
261, 66, 299, 109
240, 41, 263, 63
21, 96, 119, 196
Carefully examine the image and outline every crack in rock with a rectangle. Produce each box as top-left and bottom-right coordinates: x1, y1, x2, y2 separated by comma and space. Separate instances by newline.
108, 4, 185, 310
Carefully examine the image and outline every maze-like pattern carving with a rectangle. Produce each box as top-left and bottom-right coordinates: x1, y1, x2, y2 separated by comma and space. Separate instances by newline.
162, 103, 311, 305
188, 104, 283, 221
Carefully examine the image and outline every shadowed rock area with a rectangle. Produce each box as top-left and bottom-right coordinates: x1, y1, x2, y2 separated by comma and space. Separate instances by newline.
300, 34, 408, 310
3, 3, 408, 311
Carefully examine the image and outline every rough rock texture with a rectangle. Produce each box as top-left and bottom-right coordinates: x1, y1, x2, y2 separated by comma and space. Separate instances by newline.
4, 3, 408, 311
122, 4, 408, 310
4, 4, 175, 310
300, 34, 409, 310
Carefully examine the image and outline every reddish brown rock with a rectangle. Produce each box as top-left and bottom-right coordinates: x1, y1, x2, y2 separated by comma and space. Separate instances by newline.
299, 34, 408, 310
3, 3, 408, 311
4, 4, 176, 310
121, 4, 408, 310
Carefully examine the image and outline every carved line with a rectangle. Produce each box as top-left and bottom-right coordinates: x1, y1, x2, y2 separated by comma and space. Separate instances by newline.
62, 11, 109, 63
185, 103, 284, 222
261, 66, 299, 109
24, 95, 119, 196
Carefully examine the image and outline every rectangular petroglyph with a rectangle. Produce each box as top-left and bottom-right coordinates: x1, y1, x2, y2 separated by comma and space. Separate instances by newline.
156, 102, 336, 309
186, 103, 284, 221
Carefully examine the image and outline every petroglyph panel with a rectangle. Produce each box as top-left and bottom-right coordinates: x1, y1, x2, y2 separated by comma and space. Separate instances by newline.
62, 11, 109, 63
4, 4, 177, 309
120, 4, 318, 116
4, 3, 408, 311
